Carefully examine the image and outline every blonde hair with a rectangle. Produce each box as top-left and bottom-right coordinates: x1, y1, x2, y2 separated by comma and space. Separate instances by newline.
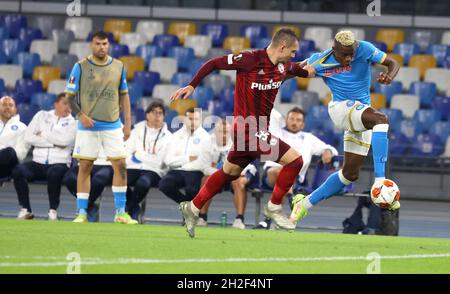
335, 30, 355, 46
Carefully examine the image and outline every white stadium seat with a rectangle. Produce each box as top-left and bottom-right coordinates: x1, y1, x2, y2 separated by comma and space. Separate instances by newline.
136, 20, 164, 43
204, 74, 231, 96
441, 31, 450, 45
69, 42, 91, 61
152, 84, 179, 105
185, 35, 212, 57
119, 32, 147, 54
304, 26, 333, 51
30, 40, 58, 64
65, 17, 93, 40
47, 79, 68, 95
149, 57, 178, 83
0, 65, 23, 89
307, 78, 331, 100
424, 68, 450, 94
219, 70, 236, 84
443, 137, 450, 157
395, 67, 420, 91
390, 94, 420, 119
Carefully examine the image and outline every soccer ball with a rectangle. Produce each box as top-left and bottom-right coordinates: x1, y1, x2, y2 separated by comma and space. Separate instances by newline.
370, 179, 400, 209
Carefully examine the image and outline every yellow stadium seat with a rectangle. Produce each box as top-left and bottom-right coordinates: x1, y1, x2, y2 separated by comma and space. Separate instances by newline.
375, 29, 405, 52
272, 25, 301, 38
323, 92, 332, 106
170, 98, 198, 115
387, 53, 404, 66
168, 22, 197, 45
296, 76, 309, 90
104, 19, 132, 42
119, 56, 145, 80
370, 93, 387, 109
409, 54, 437, 79
223, 37, 251, 54
32, 66, 60, 90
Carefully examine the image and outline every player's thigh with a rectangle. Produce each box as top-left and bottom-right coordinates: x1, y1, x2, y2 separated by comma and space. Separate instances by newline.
224, 150, 249, 176
73, 130, 101, 161
342, 151, 366, 181
101, 128, 126, 161
328, 100, 370, 132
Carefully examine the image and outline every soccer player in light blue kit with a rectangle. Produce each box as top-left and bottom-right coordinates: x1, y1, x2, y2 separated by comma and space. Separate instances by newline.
290, 31, 401, 224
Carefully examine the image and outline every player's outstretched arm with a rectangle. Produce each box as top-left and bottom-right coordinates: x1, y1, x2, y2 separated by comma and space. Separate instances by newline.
378, 56, 400, 85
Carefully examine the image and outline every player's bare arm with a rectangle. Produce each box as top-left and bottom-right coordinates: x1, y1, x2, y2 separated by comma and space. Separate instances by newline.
66, 93, 94, 128
120, 92, 131, 140
378, 56, 400, 85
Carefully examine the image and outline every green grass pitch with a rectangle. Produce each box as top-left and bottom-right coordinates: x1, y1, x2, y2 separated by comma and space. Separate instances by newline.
0, 219, 449, 274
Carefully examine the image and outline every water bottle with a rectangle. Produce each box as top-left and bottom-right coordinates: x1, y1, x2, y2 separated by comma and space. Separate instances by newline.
220, 212, 228, 228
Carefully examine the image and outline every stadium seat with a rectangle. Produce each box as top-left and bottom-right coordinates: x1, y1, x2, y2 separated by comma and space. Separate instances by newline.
370, 93, 387, 109
51, 54, 78, 79
3, 15, 27, 39
410, 30, 434, 53
389, 131, 409, 156
126, 82, 144, 105
119, 56, 145, 80
69, 42, 91, 61
86, 31, 115, 43
204, 74, 231, 96
441, 31, 450, 45
119, 32, 146, 54
409, 54, 437, 79
188, 58, 205, 75
103, 19, 132, 42
430, 121, 450, 144
136, 20, 164, 43
33, 16, 60, 38
394, 67, 420, 91
424, 68, 450, 94
16, 103, 39, 125
219, 69, 236, 84
32, 66, 60, 90
373, 80, 403, 104
426, 44, 450, 67
0, 79, 4, 94
376, 29, 405, 52
13, 79, 43, 104
379, 108, 403, 133
393, 43, 420, 65
192, 86, 214, 110
431, 96, 450, 121
400, 119, 423, 140
132, 108, 145, 125
371, 41, 388, 52
137, 97, 161, 113
1, 39, 25, 62
304, 26, 333, 51
386, 53, 404, 66
168, 22, 197, 45
310, 128, 336, 146
165, 108, 180, 131
338, 27, 365, 40
370, 65, 386, 89
413, 109, 441, 131
152, 84, 179, 105
109, 44, 130, 59
299, 39, 316, 53
411, 133, 444, 157
170, 98, 198, 115
280, 78, 298, 103
133, 71, 161, 95
0, 27, 9, 41
18, 28, 43, 51
223, 37, 251, 54
307, 78, 330, 101
30, 92, 56, 111
184, 35, 212, 58
446, 56, 450, 68
0, 51, 5, 64
254, 37, 271, 49
219, 87, 235, 106
135, 44, 163, 67
211, 99, 233, 117
272, 25, 301, 38
152, 34, 180, 56
0, 65, 23, 89
168, 47, 195, 72
171, 72, 193, 87
149, 57, 177, 82
409, 81, 437, 108
65, 17, 93, 40
13, 52, 40, 78
390, 94, 420, 119
30, 40, 58, 64
291, 91, 320, 113
205, 48, 231, 59
240, 25, 268, 48
200, 23, 228, 47
51, 29, 75, 52
443, 137, 450, 158
47, 79, 67, 95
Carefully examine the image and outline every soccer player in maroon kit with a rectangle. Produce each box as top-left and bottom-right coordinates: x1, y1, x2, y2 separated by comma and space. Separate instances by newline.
171, 28, 314, 237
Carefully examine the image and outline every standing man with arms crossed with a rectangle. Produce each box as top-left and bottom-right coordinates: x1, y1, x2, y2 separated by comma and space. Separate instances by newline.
65, 30, 137, 224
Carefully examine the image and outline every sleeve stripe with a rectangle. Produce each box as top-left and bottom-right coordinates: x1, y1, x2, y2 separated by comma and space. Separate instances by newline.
227, 54, 233, 65
379, 53, 387, 64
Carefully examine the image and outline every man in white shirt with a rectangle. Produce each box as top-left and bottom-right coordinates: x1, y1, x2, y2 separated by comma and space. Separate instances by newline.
125, 101, 172, 220
12, 93, 77, 220
0, 96, 27, 179
159, 108, 211, 204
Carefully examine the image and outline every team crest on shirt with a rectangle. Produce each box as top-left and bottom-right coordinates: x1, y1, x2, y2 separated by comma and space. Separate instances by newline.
233, 54, 243, 62
193, 138, 200, 144
346, 100, 355, 107
356, 104, 365, 111
278, 63, 285, 73
10, 125, 18, 131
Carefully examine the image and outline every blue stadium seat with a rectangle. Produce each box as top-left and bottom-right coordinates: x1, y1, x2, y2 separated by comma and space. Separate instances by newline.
253, 37, 271, 49
426, 44, 450, 67
18, 27, 43, 51
389, 131, 409, 156
408, 81, 437, 108
379, 108, 403, 132
212, 99, 233, 118
400, 119, 423, 140
193, 86, 214, 110
0, 27, 9, 41
86, 31, 115, 43
200, 23, 228, 47
299, 39, 316, 53
13, 52, 41, 78
3, 15, 27, 39
168, 46, 194, 72
1, 39, 25, 63
292, 91, 320, 113
373, 80, 403, 104
411, 133, 444, 157
219, 87, 235, 106
165, 109, 180, 132
393, 43, 420, 65
280, 78, 297, 103
152, 34, 180, 56
132, 108, 145, 124
429, 121, 450, 144
431, 96, 450, 121
299, 50, 318, 61
188, 58, 205, 75
445, 56, 450, 69
0, 50, 6, 64
305, 105, 331, 131
14, 79, 43, 104
412, 109, 441, 131
108, 44, 129, 59
372, 41, 388, 53
0, 79, 4, 94
135, 44, 163, 67
133, 71, 161, 96
171, 72, 193, 87
310, 156, 354, 193
30, 92, 56, 110
310, 128, 336, 146
16, 103, 39, 125
240, 25, 268, 47
127, 82, 144, 106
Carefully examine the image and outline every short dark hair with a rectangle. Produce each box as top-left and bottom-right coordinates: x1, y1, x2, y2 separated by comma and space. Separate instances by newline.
272, 28, 298, 47
287, 107, 305, 118
91, 30, 109, 41
145, 101, 165, 115
186, 107, 201, 115
55, 93, 66, 103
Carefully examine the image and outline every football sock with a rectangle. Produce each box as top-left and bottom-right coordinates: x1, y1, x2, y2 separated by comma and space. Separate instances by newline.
270, 156, 303, 205
372, 124, 389, 182
76, 193, 89, 216
306, 170, 352, 206
112, 186, 127, 215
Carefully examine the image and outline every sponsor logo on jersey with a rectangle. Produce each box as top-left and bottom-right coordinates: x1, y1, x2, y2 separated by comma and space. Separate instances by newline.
233, 54, 243, 62
278, 63, 284, 73
11, 125, 18, 131
251, 79, 282, 90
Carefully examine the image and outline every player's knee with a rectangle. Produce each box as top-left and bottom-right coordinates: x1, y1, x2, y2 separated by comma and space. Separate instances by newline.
374, 112, 389, 125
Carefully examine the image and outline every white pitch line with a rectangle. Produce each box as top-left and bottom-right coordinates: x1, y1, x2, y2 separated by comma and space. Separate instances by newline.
1, 253, 450, 268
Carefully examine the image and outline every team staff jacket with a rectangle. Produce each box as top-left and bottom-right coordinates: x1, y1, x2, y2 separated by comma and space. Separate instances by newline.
0, 114, 27, 150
